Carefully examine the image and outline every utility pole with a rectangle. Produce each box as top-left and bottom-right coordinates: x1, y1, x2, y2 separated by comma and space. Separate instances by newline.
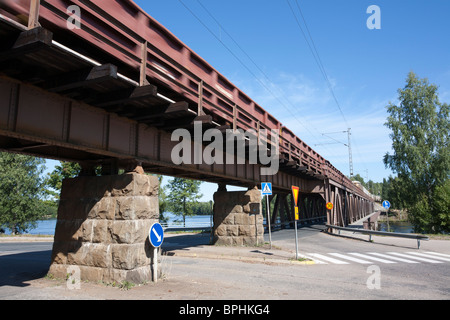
347, 128, 353, 178
315, 129, 354, 178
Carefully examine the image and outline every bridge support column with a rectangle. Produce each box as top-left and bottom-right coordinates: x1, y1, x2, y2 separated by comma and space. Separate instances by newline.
213, 186, 264, 246
48, 172, 159, 284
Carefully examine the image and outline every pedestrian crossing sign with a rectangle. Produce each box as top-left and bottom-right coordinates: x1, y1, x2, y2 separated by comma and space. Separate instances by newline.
261, 182, 272, 195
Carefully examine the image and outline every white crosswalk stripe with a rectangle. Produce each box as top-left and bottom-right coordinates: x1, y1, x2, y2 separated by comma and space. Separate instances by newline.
387, 252, 443, 263
424, 252, 450, 259
348, 252, 397, 264
413, 252, 450, 262
328, 253, 373, 264
304, 251, 450, 265
305, 253, 349, 264
367, 252, 419, 264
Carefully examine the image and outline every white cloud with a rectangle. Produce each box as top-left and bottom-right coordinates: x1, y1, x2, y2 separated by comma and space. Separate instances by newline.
232, 71, 395, 181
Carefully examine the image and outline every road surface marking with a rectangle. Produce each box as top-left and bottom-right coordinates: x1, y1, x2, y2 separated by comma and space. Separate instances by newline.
406, 252, 450, 262
348, 252, 397, 264
299, 252, 450, 265
366, 252, 420, 263
306, 253, 349, 264
387, 252, 443, 263
328, 253, 373, 264
424, 252, 450, 259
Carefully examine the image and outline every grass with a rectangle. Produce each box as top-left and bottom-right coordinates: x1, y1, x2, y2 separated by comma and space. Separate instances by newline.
117, 281, 136, 290
426, 234, 450, 240
292, 257, 313, 262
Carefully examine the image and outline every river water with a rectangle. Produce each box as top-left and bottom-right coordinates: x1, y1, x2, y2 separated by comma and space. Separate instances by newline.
377, 221, 415, 233
3, 215, 420, 236
2, 213, 212, 236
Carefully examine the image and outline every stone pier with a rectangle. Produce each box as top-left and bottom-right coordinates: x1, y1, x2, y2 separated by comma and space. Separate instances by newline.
48, 172, 159, 284
213, 186, 264, 246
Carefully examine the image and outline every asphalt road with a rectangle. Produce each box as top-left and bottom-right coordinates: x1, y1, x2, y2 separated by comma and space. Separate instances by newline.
0, 225, 449, 300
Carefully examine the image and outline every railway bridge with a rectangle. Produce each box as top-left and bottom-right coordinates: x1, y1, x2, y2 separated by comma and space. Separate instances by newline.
0, 0, 374, 283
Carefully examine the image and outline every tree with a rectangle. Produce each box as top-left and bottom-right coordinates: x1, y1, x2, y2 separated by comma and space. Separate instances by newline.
0, 152, 48, 234
351, 174, 382, 197
432, 179, 450, 232
381, 176, 408, 210
47, 162, 81, 197
166, 178, 202, 226
384, 71, 450, 233
191, 201, 214, 215
156, 175, 169, 222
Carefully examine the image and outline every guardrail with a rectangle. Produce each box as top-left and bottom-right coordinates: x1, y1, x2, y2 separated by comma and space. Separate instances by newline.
326, 224, 429, 249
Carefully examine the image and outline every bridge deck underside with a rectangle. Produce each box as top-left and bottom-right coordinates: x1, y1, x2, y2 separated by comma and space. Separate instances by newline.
0, 20, 324, 193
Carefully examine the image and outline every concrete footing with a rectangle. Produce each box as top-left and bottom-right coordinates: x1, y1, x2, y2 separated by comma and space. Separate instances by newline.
48, 172, 159, 284
213, 187, 264, 246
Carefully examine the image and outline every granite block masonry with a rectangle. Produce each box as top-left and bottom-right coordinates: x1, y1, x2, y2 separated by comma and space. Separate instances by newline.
48, 172, 159, 284
213, 187, 263, 246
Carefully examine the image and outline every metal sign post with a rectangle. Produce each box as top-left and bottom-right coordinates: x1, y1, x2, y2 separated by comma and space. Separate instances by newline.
292, 186, 300, 260
382, 200, 391, 232
266, 195, 272, 249
262, 183, 273, 249
294, 207, 299, 260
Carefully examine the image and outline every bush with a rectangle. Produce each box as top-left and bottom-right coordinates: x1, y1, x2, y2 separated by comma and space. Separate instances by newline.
409, 180, 450, 234
432, 180, 450, 233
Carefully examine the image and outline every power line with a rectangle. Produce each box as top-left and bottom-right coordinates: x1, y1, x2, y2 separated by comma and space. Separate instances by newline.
286, 0, 350, 128
288, 0, 372, 178
177, 0, 327, 149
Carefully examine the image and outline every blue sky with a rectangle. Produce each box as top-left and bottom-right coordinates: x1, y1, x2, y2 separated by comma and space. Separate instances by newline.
47, 0, 450, 201
133, 0, 450, 199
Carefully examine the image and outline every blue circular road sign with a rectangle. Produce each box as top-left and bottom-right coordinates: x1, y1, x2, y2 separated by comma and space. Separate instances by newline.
382, 200, 391, 209
149, 222, 164, 248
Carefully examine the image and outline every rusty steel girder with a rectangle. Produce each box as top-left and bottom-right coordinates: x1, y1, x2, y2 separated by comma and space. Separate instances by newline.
0, 0, 374, 208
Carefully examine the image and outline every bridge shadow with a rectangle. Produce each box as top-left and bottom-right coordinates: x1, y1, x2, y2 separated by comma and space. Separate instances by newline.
162, 232, 213, 253
0, 250, 52, 288
269, 222, 328, 233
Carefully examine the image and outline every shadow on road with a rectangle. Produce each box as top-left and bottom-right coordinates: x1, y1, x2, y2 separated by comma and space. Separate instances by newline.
162, 232, 212, 253
0, 250, 51, 287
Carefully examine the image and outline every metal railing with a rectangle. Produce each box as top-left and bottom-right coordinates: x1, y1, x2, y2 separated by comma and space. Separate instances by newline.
161, 222, 212, 233
0, 0, 379, 193
326, 224, 429, 249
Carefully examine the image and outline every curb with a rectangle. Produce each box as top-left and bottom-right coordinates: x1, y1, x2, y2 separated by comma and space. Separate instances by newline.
0, 236, 54, 243
165, 250, 315, 265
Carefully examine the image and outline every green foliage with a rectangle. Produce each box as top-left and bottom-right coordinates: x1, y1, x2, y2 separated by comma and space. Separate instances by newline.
0, 152, 48, 234
352, 173, 382, 196
408, 193, 433, 233
431, 180, 450, 233
190, 201, 213, 215
384, 72, 450, 233
47, 162, 81, 197
41, 199, 58, 218
155, 175, 169, 222
381, 176, 408, 210
408, 183, 449, 234
166, 178, 202, 224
